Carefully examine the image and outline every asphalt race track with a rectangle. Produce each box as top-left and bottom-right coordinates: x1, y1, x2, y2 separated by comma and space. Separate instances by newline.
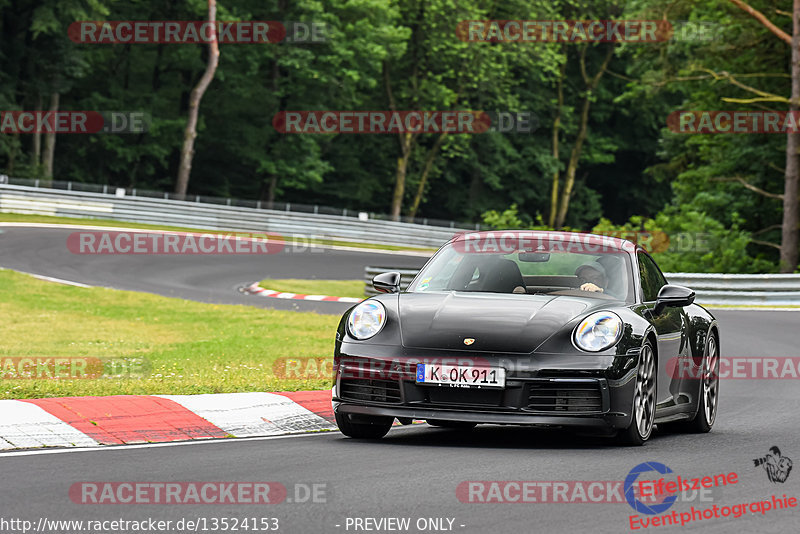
1, 224, 799, 533
0, 225, 429, 313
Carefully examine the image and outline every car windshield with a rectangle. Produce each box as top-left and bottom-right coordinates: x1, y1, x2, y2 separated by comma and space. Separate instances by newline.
408, 241, 634, 302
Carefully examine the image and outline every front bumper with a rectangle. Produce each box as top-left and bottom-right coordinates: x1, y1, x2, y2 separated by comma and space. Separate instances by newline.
332, 348, 640, 432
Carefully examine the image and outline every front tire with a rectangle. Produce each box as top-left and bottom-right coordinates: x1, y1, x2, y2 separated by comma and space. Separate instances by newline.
618, 340, 656, 446
664, 333, 719, 434
335, 411, 393, 439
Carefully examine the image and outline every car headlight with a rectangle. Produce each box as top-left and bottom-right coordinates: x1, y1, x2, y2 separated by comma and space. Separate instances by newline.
347, 301, 387, 340
573, 312, 623, 352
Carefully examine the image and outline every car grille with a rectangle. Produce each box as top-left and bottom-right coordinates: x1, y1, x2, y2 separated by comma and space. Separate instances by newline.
339, 378, 402, 404
527, 381, 603, 413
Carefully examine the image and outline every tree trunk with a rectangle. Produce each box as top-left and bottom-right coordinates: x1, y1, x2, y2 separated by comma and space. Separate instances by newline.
781, 0, 800, 272
42, 91, 59, 179
554, 45, 614, 228
267, 174, 277, 204
408, 133, 447, 218
391, 132, 413, 220
31, 93, 42, 174
175, 0, 220, 196
384, 58, 415, 221
548, 55, 566, 228
6, 133, 18, 174
555, 95, 591, 228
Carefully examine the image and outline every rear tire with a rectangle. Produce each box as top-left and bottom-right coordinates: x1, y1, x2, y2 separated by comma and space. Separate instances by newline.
618, 340, 656, 446
335, 411, 393, 439
427, 420, 477, 429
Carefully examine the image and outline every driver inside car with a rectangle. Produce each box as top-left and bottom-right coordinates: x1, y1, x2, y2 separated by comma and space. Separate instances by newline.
576, 263, 607, 293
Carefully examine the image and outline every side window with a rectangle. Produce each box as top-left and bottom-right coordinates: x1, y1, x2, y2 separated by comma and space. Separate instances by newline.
637, 252, 666, 302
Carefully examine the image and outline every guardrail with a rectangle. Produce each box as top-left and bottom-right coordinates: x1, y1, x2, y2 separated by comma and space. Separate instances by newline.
364, 266, 800, 306
0, 184, 462, 249
663, 273, 800, 306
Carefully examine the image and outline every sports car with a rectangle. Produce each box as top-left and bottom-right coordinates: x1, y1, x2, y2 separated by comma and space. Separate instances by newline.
332, 230, 720, 445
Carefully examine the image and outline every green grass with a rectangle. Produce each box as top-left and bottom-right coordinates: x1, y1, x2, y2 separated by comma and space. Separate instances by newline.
260, 278, 365, 299
0, 269, 340, 399
0, 212, 436, 253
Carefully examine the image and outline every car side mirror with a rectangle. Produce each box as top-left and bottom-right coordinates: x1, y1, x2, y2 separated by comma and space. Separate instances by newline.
653, 284, 695, 315
373, 271, 401, 294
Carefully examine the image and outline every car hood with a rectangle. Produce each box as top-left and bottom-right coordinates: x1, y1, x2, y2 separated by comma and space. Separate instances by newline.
397, 291, 602, 353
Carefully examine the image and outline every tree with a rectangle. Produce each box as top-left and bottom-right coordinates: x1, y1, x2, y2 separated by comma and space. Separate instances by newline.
175, 0, 220, 196
726, 0, 799, 271
553, 43, 615, 228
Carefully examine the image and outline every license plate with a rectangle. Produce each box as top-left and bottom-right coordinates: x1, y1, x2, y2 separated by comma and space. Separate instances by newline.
416, 363, 506, 389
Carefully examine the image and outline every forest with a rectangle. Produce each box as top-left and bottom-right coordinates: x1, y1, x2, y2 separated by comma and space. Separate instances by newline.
0, 0, 798, 273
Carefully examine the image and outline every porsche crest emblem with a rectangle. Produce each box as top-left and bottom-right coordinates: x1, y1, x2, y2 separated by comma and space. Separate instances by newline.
463, 338, 475, 346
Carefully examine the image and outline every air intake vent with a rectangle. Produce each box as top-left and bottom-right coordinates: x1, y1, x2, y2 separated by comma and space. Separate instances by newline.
340, 378, 402, 404
527, 381, 602, 413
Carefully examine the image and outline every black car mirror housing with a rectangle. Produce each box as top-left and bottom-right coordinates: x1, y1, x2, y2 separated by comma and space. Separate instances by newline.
653, 284, 696, 315
373, 271, 402, 294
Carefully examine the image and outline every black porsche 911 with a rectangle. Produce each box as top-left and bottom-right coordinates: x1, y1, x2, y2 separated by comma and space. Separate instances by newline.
332, 231, 720, 445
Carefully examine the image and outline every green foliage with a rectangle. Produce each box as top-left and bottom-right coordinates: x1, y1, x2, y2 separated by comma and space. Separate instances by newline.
592, 210, 775, 273
0, 0, 796, 273
482, 204, 549, 230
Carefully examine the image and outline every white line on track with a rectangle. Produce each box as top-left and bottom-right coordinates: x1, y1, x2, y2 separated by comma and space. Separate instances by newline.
28, 273, 92, 288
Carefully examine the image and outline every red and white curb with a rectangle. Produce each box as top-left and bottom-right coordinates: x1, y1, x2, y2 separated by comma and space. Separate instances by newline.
0, 390, 335, 450
242, 282, 364, 303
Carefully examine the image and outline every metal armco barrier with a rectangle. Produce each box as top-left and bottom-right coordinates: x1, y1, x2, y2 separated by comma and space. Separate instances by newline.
364, 266, 800, 306
0, 184, 459, 249
664, 273, 800, 306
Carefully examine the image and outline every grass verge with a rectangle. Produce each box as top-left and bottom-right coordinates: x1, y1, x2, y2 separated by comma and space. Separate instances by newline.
0, 269, 339, 399
259, 279, 365, 299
